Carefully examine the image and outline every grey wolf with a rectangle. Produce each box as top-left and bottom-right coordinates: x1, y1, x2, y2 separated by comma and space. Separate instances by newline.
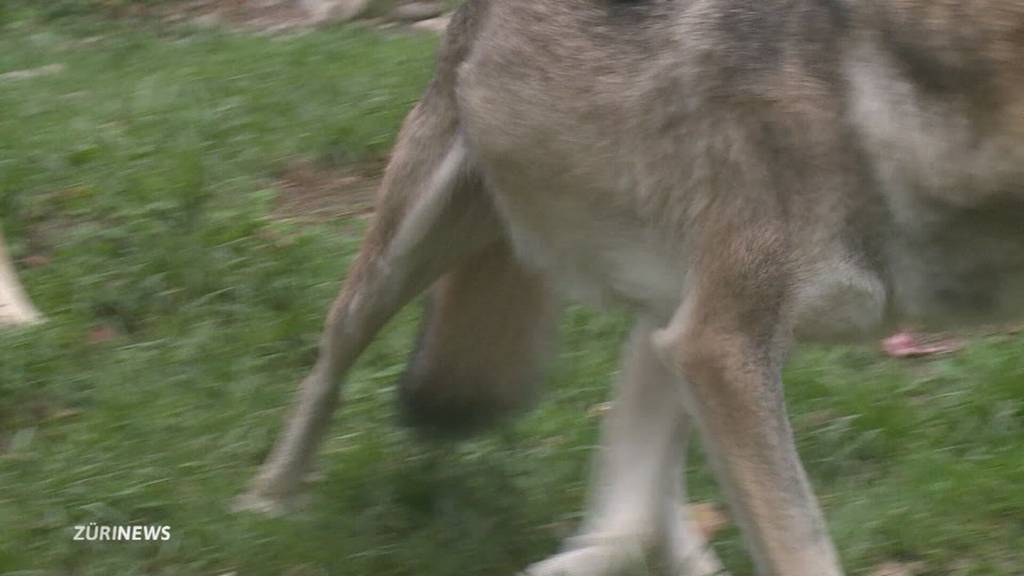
236, 2, 1024, 574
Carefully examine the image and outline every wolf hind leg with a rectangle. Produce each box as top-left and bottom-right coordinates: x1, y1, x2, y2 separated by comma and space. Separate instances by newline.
236, 104, 501, 513
399, 236, 559, 438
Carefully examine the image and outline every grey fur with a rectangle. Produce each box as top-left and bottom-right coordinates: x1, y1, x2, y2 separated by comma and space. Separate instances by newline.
239, 2, 1024, 574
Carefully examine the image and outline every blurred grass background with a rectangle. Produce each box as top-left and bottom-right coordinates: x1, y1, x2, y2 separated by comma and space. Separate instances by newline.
1, 3, 1023, 575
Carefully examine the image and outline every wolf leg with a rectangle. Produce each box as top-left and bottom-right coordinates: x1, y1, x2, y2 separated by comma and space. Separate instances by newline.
399, 238, 559, 438
236, 101, 500, 512
0, 230, 43, 326
526, 319, 725, 576
652, 258, 843, 576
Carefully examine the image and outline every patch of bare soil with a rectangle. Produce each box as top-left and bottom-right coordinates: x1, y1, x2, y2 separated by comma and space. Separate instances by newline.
148, 0, 317, 32
139, 0, 449, 34
272, 159, 380, 223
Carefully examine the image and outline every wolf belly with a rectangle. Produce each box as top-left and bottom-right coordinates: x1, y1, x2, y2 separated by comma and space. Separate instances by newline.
480, 164, 687, 319
479, 154, 892, 343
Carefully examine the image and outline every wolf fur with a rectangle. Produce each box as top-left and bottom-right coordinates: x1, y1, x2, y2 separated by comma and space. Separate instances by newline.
0, 231, 43, 326
238, 2, 1024, 574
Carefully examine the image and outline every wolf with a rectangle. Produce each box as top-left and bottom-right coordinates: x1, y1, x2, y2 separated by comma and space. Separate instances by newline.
0, 232, 43, 326
235, 1, 1024, 574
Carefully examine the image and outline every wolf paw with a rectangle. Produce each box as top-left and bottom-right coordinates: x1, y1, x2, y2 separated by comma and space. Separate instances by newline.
230, 489, 308, 516
523, 543, 646, 576
522, 534, 726, 576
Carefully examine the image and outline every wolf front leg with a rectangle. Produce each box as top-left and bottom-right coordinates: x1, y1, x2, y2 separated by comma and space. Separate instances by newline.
0, 230, 43, 327
526, 319, 726, 576
652, 239, 843, 576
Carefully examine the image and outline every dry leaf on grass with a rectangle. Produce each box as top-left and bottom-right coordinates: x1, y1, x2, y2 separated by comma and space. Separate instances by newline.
88, 325, 120, 344
688, 502, 730, 540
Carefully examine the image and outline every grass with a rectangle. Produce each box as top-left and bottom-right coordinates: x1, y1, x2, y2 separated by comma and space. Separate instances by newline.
1, 7, 1023, 576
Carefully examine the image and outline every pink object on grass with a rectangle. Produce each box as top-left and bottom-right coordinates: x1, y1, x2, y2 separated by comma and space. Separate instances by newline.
881, 331, 965, 358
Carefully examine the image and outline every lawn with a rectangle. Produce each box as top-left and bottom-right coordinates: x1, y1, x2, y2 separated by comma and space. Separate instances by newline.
1, 6, 1023, 576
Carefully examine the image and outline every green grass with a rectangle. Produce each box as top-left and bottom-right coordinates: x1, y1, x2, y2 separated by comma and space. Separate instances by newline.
1, 8, 1023, 576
